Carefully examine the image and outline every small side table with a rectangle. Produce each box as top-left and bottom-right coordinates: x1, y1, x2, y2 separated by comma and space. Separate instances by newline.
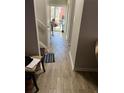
25, 56, 45, 92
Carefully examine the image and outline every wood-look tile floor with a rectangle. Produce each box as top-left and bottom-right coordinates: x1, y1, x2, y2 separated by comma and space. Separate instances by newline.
37, 32, 98, 93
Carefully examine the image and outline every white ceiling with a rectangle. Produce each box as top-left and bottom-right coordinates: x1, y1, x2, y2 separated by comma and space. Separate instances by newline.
48, 0, 68, 6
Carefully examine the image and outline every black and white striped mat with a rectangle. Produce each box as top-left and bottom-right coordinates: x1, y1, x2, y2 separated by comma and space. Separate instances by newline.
44, 53, 55, 63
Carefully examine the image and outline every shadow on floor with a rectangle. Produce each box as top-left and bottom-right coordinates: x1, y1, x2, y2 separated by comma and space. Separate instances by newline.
77, 71, 98, 87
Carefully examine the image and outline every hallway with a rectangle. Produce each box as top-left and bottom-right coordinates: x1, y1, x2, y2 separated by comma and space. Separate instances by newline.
37, 32, 98, 93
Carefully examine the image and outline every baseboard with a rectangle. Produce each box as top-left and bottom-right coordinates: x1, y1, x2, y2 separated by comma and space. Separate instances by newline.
69, 51, 74, 70
74, 67, 98, 72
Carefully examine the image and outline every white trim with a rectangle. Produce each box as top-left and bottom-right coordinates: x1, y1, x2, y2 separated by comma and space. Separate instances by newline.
69, 51, 74, 70
39, 41, 47, 49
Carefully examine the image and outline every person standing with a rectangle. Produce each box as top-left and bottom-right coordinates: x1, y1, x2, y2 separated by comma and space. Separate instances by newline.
50, 18, 55, 36
61, 16, 64, 33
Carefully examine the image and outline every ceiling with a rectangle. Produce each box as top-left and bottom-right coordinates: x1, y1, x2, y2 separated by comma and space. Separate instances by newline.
48, 0, 68, 6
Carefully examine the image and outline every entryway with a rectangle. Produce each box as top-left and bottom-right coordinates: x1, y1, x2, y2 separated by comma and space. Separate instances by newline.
49, 6, 67, 39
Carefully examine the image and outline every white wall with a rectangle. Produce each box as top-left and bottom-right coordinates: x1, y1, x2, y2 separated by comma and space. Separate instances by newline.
34, 0, 47, 25
34, 0, 49, 48
70, 0, 84, 69
66, 0, 75, 45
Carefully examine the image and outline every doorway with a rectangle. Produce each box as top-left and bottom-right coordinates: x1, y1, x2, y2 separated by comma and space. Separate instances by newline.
49, 6, 67, 39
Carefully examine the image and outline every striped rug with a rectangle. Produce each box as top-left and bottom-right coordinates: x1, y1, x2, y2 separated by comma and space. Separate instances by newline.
44, 53, 55, 63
